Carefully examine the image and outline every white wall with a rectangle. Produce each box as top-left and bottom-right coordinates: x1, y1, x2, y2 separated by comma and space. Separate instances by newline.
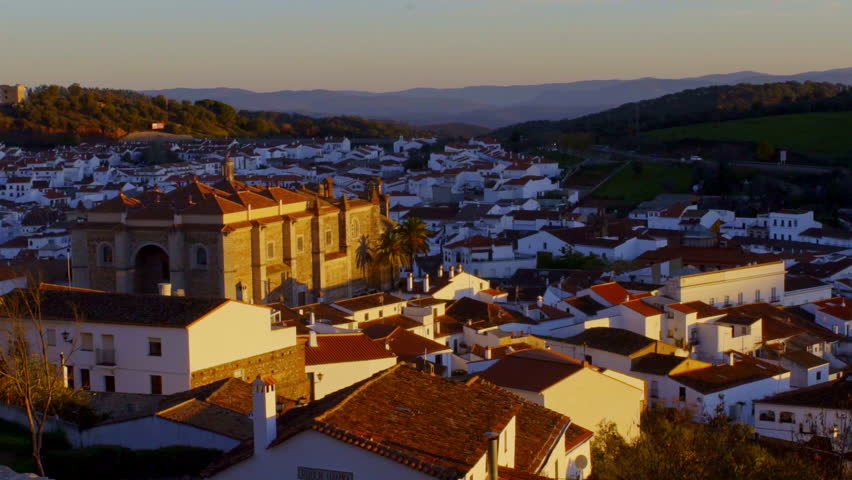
187, 302, 297, 372
754, 403, 850, 444
664, 262, 786, 305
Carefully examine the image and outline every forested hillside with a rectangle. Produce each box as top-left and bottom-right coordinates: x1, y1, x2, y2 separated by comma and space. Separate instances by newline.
494, 82, 852, 147
0, 84, 420, 145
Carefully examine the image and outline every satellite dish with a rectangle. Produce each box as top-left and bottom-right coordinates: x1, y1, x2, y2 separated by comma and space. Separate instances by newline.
575, 455, 588, 470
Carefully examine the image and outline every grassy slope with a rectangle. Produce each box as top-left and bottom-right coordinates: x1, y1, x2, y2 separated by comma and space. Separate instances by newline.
594, 163, 693, 203
648, 111, 852, 157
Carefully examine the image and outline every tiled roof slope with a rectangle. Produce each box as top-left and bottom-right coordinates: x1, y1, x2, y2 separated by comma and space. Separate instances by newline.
479, 349, 583, 392
302, 333, 397, 365
204, 365, 574, 479
5, 288, 228, 328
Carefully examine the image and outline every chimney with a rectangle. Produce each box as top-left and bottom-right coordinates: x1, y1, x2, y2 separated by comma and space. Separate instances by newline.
727, 351, 736, 366
158, 283, 172, 296
449, 266, 456, 279
309, 312, 316, 325
423, 274, 430, 293
252, 376, 277, 457
523, 304, 530, 316
457, 264, 463, 273
536, 296, 543, 308
308, 330, 319, 348
407, 273, 414, 292
438, 265, 444, 278
484, 346, 492, 360
485, 432, 499, 480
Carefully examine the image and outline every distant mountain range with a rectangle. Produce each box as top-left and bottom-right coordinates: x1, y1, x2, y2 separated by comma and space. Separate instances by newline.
143, 68, 852, 129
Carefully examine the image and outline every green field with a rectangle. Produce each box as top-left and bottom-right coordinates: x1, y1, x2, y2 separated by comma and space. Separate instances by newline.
594, 162, 693, 204
648, 111, 852, 157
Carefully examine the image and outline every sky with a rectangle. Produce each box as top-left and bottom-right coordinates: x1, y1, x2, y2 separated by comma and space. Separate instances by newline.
2, 0, 851, 92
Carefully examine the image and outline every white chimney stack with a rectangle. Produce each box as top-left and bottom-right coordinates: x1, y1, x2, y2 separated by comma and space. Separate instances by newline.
308, 330, 318, 348
252, 376, 277, 457
457, 264, 463, 273
438, 265, 444, 278
309, 312, 316, 325
484, 346, 492, 360
423, 274, 430, 293
158, 283, 172, 296
407, 272, 414, 292
449, 266, 455, 278
727, 352, 736, 366
537, 296, 543, 308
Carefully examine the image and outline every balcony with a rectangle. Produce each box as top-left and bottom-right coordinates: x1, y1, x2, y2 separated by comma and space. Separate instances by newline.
95, 348, 116, 366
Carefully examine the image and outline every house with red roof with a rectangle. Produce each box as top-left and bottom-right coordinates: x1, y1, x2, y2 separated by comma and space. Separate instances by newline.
479, 348, 645, 441
300, 332, 397, 400
204, 365, 594, 480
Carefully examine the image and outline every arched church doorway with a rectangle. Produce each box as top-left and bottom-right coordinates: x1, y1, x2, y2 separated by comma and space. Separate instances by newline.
134, 245, 170, 294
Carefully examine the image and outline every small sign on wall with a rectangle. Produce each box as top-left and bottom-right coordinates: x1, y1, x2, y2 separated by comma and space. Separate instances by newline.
297, 467, 354, 480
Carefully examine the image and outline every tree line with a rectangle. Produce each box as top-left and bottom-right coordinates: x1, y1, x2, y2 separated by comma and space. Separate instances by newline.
0, 84, 421, 145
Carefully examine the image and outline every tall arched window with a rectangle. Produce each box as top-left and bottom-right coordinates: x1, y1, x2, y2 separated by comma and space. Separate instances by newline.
351, 219, 360, 238
98, 243, 113, 266
193, 245, 208, 269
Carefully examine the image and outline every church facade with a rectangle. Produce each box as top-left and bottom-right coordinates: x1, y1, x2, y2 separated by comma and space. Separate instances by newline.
71, 160, 390, 306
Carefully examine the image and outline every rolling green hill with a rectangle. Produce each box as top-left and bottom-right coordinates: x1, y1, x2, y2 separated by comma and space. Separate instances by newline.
647, 111, 852, 157
0, 84, 422, 145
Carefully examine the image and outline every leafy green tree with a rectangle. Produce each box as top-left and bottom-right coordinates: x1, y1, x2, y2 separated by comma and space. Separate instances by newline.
374, 225, 408, 287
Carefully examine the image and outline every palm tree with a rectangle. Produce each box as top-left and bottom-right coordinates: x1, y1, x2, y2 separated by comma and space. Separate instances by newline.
355, 235, 374, 278
375, 226, 408, 288
398, 217, 432, 269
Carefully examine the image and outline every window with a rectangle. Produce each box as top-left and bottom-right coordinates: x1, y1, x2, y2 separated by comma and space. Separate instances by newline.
98, 243, 113, 265
738, 292, 744, 305
296, 235, 305, 253
46, 328, 56, 346
351, 220, 360, 238
709, 297, 715, 307
148, 338, 162, 357
65, 366, 75, 389
779, 412, 795, 424
755, 289, 761, 302
740, 326, 748, 336
150, 375, 163, 395
267, 241, 275, 259
678, 386, 686, 402
378, 309, 384, 318
325, 230, 333, 246
80, 369, 91, 391
364, 312, 370, 321
724, 296, 730, 306
816, 371, 822, 381
771, 287, 777, 301
193, 246, 208, 269
104, 375, 115, 392
759, 410, 775, 422
81, 333, 94, 351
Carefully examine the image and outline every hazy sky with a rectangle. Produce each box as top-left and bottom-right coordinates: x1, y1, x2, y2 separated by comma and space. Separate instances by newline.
3, 0, 850, 92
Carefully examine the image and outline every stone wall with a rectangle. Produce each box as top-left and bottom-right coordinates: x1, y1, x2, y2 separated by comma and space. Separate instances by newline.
189, 343, 310, 400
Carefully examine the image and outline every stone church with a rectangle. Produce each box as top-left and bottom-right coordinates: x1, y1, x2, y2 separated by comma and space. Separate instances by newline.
71, 159, 390, 306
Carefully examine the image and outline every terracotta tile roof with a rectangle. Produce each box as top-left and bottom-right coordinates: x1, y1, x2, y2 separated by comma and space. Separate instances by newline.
447, 296, 535, 329
630, 353, 695, 376
819, 304, 852, 321
157, 399, 251, 441
564, 423, 594, 451
5, 288, 228, 328
363, 326, 450, 362
781, 349, 828, 369
681, 301, 723, 319
563, 328, 657, 357
757, 376, 851, 409
302, 333, 396, 365
205, 365, 572, 479
565, 295, 606, 316
590, 282, 631, 305
667, 302, 698, 314
333, 292, 407, 312
479, 349, 583, 392
623, 299, 663, 316
671, 356, 788, 394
